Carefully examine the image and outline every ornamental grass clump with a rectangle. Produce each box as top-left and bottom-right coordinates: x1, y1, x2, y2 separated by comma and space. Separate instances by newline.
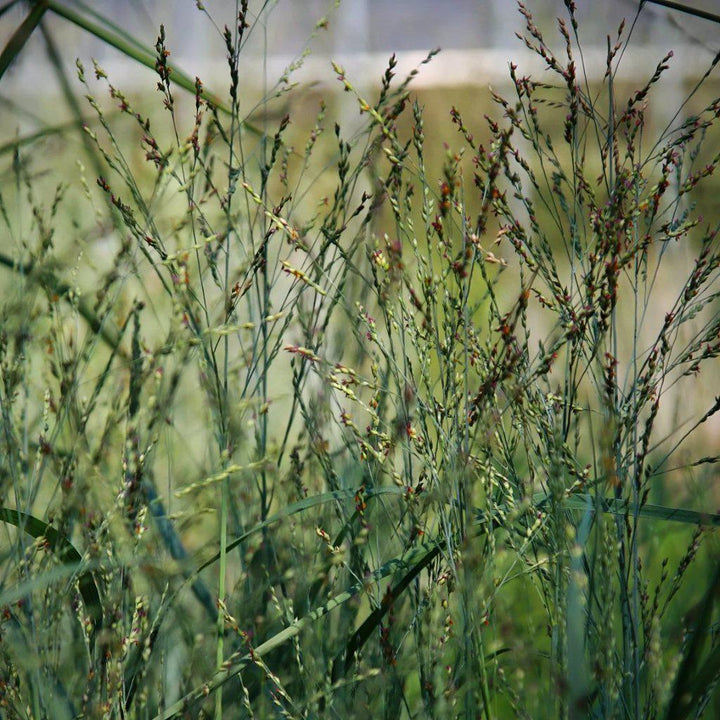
1, 1, 719, 718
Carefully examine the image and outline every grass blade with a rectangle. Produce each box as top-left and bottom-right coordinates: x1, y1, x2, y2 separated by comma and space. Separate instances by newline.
0, 1, 23, 20
0, 111, 119, 156
644, 0, 720, 25
153, 538, 442, 720
46, 0, 260, 135
0, 251, 126, 359
194, 486, 405, 577
663, 566, 720, 720
0, 507, 102, 649
558, 494, 720, 527
0, 0, 49, 81
331, 540, 441, 682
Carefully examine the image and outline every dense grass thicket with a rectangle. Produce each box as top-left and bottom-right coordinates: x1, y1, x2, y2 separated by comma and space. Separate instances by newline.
1, 1, 720, 718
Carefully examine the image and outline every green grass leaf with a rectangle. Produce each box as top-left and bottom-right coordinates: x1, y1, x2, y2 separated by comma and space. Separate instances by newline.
153, 537, 442, 720
558, 494, 720, 527
0, 507, 102, 650
663, 566, 720, 720
0, 0, 49, 81
46, 0, 261, 134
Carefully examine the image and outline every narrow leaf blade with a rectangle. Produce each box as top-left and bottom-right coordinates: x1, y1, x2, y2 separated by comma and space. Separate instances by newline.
0, 0, 49, 81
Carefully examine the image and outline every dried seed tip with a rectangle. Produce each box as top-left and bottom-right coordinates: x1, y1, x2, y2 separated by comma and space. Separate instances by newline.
284, 345, 321, 363
281, 262, 326, 295
92, 60, 107, 80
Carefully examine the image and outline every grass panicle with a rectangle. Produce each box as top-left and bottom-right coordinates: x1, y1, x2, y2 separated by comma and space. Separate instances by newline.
1, 1, 720, 718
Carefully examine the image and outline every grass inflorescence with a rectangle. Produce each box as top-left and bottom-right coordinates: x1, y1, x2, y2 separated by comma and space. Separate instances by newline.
1, 2, 720, 718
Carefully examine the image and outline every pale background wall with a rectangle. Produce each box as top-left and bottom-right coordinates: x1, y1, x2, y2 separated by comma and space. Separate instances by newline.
1, 0, 718, 93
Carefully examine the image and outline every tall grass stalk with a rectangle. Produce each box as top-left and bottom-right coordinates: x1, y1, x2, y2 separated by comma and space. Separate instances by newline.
1, 1, 720, 718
